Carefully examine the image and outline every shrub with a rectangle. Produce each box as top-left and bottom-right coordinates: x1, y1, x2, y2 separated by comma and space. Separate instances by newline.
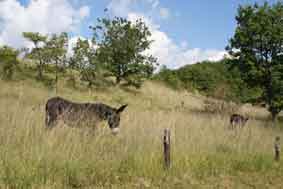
0, 46, 19, 80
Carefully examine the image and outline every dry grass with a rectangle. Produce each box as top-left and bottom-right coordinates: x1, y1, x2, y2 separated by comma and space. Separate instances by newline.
0, 79, 282, 188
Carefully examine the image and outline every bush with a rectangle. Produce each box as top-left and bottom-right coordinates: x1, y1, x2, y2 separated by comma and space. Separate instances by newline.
0, 46, 19, 80
153, 66, 184, 90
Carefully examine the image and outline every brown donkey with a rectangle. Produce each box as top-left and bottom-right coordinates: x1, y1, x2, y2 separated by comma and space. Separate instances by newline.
230, 114, 249, 129
45, 97, 127, 135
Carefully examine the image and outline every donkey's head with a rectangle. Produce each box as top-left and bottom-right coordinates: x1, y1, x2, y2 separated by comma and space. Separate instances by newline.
243, 117, 249, 125
107, 104, 128, 135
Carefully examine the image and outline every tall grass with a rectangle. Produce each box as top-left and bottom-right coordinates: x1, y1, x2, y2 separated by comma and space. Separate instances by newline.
0, 80, 282, 188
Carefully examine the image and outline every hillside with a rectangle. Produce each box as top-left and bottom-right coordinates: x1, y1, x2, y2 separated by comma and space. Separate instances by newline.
154, 59, 263, 104
0, 75, 283, 188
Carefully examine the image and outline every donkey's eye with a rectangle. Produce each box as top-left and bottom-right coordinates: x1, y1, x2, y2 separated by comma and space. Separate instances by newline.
105, 112, 111, 118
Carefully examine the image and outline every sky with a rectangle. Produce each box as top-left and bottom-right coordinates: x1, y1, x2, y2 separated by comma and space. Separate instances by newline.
0, 0, 278, 69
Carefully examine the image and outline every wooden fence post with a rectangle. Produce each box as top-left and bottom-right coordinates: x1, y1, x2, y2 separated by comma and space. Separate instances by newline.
274, 136, 280, 161
181, 101, 184, 108
163, 128, 171, 169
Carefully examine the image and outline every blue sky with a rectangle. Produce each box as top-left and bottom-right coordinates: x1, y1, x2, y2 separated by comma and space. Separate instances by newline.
155, 0, 278, 49
17, 0, 276, 49
1, 0, 279, 68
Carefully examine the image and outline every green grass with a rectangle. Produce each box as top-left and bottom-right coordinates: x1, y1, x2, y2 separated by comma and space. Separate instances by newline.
0, 71, 283, 188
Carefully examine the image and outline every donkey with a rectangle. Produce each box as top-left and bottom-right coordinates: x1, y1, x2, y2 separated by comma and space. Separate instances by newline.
230, 114, 249, 129
45, 97, 127, 135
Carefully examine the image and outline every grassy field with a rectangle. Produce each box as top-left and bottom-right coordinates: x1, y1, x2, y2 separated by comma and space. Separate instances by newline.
0, 78, 283, 188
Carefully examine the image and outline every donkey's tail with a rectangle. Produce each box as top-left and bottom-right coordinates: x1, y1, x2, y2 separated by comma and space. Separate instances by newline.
45, 101, 50, 128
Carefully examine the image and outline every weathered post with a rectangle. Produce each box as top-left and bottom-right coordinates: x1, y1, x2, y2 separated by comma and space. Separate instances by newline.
163, 128, 171, 169
181, 101, 184, 108
275, 136, 280, 161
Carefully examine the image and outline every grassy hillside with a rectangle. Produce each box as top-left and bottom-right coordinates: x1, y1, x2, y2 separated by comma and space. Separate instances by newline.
0, 76, 283, 188
154, 60, 262, 103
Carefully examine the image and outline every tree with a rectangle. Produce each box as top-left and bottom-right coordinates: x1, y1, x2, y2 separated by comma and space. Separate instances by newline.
91, 17, 157, 88
23, 32, 47, 80
45, 32, 68, 91
0, 46, 19, 80
226, 2, 283, 124
70, 38, 97, 87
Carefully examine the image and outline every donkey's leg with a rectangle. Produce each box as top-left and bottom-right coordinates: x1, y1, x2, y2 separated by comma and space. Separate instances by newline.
230, 121, 235, 130
45, 111, 58, 129
85, 121, 97, 136
45, 111, 50, 128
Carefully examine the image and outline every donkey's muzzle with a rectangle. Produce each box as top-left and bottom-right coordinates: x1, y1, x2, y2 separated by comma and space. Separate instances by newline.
111, 127, 120, 135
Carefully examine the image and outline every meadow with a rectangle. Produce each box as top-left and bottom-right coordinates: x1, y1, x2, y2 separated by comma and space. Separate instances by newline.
0, 78, 283, 188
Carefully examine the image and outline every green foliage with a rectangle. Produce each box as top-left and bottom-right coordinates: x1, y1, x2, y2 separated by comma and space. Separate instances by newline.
227, 2, 283, 122
23, 32, 68, 90
178, 61, 225, 93
92, 17, 157, 88
153, 65, 184, 90
22, 32, 47, 80
17, 16, 158, 89
44, 32, 68, 90
70, 38, 97, 87
0, 46, 19, 80
154, 59, 260, 102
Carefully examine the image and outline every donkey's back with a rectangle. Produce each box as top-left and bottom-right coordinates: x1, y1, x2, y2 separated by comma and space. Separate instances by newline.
46, 97, 105, 128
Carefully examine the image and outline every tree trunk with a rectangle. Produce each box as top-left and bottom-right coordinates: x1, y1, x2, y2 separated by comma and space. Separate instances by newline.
55, 60, 58, 94
116, 64, 123, 85
37, 48, 43, 80
88, 81, 93, 88
37, 61, 43, 80
116, 76, 121, 85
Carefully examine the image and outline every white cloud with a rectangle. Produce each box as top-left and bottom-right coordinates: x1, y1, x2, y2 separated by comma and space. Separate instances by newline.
107, 0, 134, 16
159, 7, 170, 19
108, 0, 161, 16
173, 49, 227, 69
0, 0, 90, 48
127, 13, 226, 69
78, 6, 90, 18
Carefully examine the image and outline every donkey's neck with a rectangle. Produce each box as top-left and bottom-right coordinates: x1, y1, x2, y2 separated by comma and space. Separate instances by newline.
91, 103, 115, 120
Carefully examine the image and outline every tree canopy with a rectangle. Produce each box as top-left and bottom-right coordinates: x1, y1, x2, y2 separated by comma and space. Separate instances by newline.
23, 32, 47, 80
91, 17, 157, 88
0, 46, 19, 80
227, 2, 283, 123
70, 38, 97, 87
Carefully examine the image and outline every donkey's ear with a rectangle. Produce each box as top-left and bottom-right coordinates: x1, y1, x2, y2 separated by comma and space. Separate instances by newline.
116, 104, 128, 113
